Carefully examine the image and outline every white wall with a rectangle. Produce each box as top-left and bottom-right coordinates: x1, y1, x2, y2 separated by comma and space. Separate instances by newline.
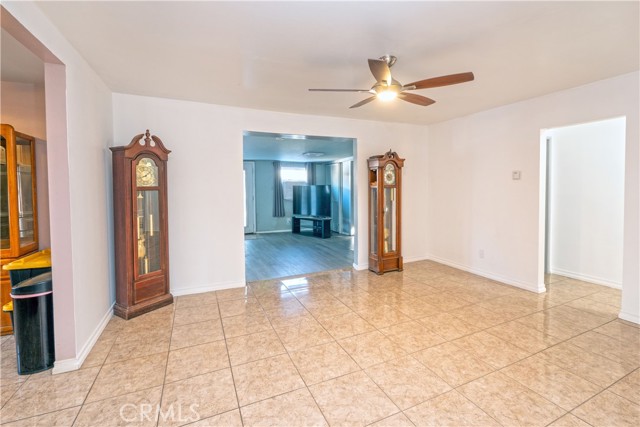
547, 118, 626, 287
426, 72, 638, 322
4, 2, 115, 370
113, 93, 430, 295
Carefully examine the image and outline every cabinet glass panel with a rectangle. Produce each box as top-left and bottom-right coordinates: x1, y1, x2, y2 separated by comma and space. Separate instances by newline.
137, 190, 161, 275
370, 187, 377, 254
16, 137, 34, 247
383, 187, 397, 253
0, 136, 8, 249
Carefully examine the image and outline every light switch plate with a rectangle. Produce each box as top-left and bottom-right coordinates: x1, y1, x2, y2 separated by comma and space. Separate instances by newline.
512, 171, 521, 180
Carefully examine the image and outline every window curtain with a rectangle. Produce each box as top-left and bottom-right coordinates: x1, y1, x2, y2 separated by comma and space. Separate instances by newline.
273, 161, 285, 217
306, 163, 315, 185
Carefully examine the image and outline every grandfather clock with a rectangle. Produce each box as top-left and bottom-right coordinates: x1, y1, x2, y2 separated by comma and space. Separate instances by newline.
368, 150, 404, 274
110, 130, 173, 319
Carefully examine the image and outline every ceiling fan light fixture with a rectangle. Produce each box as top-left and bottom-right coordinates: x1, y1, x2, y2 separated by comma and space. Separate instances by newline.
302, 151, 325, 157
377, 89, 398, 102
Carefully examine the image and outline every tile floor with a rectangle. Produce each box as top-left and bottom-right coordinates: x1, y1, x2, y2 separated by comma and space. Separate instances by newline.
0, 260, 638, 426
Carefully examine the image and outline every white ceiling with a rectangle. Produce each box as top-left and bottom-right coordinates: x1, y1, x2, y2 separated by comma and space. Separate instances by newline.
27, 1, 640, 125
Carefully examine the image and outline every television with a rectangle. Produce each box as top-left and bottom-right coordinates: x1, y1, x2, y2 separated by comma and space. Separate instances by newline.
293, 185, 331, 217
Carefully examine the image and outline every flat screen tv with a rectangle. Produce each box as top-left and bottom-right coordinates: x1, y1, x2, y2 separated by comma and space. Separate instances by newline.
293, 185, 331, 217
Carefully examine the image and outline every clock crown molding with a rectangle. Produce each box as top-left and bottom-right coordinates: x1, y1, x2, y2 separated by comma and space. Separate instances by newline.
368, 149, 405, 168
110, 129, 171, 160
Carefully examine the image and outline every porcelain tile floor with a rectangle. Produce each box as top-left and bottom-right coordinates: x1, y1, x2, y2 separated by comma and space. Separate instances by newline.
1, 261, 639, 426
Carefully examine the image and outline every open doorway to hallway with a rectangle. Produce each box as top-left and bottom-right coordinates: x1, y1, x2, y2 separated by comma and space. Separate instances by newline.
243, 131, 356, 281
541, 117, 626, 298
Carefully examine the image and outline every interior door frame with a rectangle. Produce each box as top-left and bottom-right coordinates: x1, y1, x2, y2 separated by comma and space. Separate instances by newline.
243, 161, 256, 234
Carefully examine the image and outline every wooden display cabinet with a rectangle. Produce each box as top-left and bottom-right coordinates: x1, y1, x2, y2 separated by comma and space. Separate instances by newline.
110, 130, 173, 319
368, 150, 404, 274
1, 124, 39, 335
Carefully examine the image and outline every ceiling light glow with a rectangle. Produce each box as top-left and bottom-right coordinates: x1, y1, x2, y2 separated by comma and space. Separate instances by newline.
377, 90, 397, 102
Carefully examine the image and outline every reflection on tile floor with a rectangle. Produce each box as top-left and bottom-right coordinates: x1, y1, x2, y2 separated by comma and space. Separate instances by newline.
1, 262, 639, 426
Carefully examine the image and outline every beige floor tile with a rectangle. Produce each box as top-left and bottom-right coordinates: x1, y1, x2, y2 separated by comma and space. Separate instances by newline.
459, 372, 566, 427
567, 331, 640, 365
500, 355, 602, 410
316, 311, 375, 340
186, 409, 243, 427
419, 292, 472, 312
165, 340, 229, 383
515, 311, 593, 340
0, 367, 99, 423
365, 356, 451, 410
81, 336, 114, 368
566, 297, 619, 319
339, 330, 407, 369
608, 369, 640, 405
75, 387, 162, 427
572, 391, 640, 427
303, 297, 353, 319
309, 370, 399, 426
218, 298, 263, 318
584, 289, 621, 306
170, 319, 224, 350
356, 305, 412, 329
0, 382, 21, 408
417, 312, 482, 341
105, 334, 170, 364
379, 321, 446, 353
87, 353, 167, 402
593, 320, 640, 343
404, 390, 500, 427
368, 412, 415, 427
176, 291, 217, 308
231, 354, 305, 406
226, 330, 286, 366
174, 302, 220, 326
1, 406, 80, 426
486, 321, 562, 353
240, 388, 328, 427
452, 331, 530, 369
289, 341, 359, 385
255, 291, 300, 311
449, 305, 511, 329
159, 370, 238, 427
221, 312, 272, 338
540, 342, 636, 387
547, 413, 591, 427
274, 317, 334, 352
412, 342, 494, 387
215, 286, 251, 301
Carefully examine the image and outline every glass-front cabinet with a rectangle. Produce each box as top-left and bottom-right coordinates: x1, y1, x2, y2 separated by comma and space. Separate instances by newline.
111, 130, 173, 320
368, 150, 404, 274
0, 124, 39, 335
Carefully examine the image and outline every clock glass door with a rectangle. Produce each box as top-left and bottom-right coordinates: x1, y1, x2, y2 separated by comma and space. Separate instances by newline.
135, 157, 161, 276
0, 136, 8, 249
383, 187, 396, 253
16, 137, 35, 248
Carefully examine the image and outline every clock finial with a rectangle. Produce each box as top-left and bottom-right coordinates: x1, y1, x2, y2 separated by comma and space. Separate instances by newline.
144, 130, 151, 145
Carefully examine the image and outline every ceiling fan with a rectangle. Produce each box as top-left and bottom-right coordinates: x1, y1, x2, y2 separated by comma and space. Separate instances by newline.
309, 55, 474, 109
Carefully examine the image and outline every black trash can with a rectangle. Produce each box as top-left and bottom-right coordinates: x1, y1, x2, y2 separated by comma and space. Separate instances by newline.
10, 272, 55, 375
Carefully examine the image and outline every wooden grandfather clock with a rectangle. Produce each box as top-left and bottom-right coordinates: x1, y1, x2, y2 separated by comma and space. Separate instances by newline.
368, 150, 404, 274
111, 130, 173, 319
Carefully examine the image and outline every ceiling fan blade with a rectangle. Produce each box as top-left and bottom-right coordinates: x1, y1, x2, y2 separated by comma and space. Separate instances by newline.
368, 59, 391, 85
309, 88, 371, 92
405, 72, 475, 90
398, 92, 436, 106
349, 96, 377, 109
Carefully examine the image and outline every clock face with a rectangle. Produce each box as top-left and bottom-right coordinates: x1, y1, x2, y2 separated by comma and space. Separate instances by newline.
383, 163, 396, 185
136, 157, 158, 187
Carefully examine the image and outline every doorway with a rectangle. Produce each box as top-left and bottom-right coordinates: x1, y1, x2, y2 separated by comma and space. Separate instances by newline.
541, 117, 626, 289
242, 131, 356, 281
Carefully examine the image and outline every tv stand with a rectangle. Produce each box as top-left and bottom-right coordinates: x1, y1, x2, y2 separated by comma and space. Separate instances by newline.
292, 215, 331, 238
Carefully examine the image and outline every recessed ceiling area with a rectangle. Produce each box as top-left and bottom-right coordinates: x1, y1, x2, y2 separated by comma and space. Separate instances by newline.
243, 131, 354, 163
34, 1, 639, 125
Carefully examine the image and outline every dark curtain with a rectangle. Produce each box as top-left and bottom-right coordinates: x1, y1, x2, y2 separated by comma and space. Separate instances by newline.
306, 163, 315, 185
273, 161, 285, 217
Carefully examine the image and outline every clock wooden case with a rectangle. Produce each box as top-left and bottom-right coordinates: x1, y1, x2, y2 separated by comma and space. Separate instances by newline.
368, 150, 404, 274
110, 130, 173, 319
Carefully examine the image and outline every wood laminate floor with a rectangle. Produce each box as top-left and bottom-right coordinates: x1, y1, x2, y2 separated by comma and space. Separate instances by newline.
244, 231, 354, 282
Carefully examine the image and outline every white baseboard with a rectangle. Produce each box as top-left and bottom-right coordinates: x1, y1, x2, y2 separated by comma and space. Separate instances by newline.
352, 262, 368, 271
171, 280, 246, 297
403, 255, 430, 264
52, 302, 115, 375
550, 268, 621, 289
618, 310, 640, 325
426, 254, 545, 293
254, 229, 290, 234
